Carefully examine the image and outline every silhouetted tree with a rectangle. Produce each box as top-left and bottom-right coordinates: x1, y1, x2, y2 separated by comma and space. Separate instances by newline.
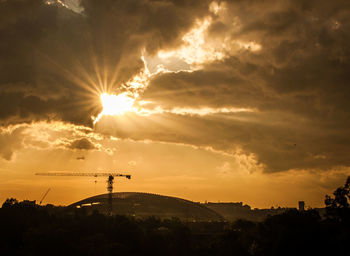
1, 197, 18, 208
325, 176, 350, 222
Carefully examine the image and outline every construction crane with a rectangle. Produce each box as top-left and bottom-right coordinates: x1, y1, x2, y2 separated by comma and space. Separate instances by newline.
39, 188, 51, 205
35, 172, 131, 215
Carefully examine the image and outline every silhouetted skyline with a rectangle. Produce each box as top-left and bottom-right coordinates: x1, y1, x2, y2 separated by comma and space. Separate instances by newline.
1, 0, 350, 208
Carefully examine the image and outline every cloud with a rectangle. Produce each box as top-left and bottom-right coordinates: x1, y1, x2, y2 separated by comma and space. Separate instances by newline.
0, 0, 211, 126
131, 0, 350, 172
0, 126, 25, 160
1, 0, 350, 173
68, 138, 97, 150
0, 122, 108, 160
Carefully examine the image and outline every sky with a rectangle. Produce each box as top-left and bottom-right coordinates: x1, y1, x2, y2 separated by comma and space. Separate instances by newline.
1, 0, 350, 208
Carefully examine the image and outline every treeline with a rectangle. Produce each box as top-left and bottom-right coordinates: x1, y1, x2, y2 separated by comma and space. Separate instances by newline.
0, 177, 349, 256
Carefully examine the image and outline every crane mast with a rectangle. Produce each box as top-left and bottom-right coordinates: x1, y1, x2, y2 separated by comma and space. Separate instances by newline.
35, 172, 131, 215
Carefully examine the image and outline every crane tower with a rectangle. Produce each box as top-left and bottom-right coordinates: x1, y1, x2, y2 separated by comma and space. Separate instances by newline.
35, 172, 131, 215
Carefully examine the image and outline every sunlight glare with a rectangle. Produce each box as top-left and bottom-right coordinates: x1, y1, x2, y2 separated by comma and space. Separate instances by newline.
100, 93, 135, 116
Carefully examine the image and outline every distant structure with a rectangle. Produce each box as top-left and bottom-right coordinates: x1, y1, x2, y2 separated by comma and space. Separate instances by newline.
22, 200, 36, 205
298, 201, 305, 211
203, 202, 290, 222
68, 192, 224, 221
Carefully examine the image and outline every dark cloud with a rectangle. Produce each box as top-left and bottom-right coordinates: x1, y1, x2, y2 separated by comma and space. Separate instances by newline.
68, 137, 96, 150
0, 0, 211, 126
137, 0, 350, 172
95, 110, 350, 172
142, 67, 268, 109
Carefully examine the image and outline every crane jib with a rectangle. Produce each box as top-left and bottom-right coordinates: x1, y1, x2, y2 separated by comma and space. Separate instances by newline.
35, 172, 131, 179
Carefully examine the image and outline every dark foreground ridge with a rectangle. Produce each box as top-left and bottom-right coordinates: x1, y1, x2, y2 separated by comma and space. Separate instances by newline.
0, 200, 349, 256
0, 177, 349, 256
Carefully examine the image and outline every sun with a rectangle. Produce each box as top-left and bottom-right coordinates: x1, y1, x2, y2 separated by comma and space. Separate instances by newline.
100, 92, 135, 116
